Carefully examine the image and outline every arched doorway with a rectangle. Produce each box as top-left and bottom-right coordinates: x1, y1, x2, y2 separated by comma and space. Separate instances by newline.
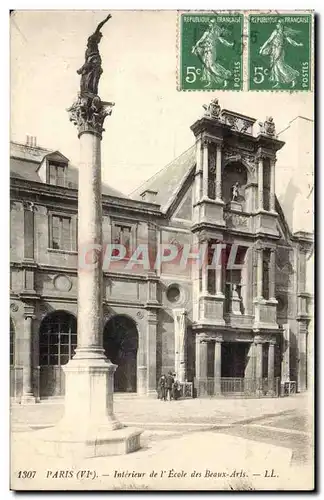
39, 311, 77, 397
103, 316, 138, 393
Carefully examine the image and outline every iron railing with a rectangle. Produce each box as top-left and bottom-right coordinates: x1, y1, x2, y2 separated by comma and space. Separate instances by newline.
194, 377, 281, 398
179, 381, 193, 398
281, 381, 297, 396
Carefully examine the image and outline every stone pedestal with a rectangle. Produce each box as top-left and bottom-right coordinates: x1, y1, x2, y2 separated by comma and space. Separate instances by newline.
228, 200, 242, 212
231, 286, 242, 315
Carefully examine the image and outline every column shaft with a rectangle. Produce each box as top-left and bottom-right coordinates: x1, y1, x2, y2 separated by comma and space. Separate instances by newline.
147, 310, 157, 394
22, 314, 35, 402
255, 342, 263, 392
201, 241, 208, 294
270, 159, 276, 212
195, 137, 202, 205
258, 157, 264, 211
214, 341, 222, 395
269, 248, 276, 299
268, 342, 275, 392
256, 248, 263, 299
215, 143, 222, 200
202, 141, 209, 198
76, 132, 104, 357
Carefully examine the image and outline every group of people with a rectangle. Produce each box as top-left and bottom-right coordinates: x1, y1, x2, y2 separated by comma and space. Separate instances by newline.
157, 371, 181, 401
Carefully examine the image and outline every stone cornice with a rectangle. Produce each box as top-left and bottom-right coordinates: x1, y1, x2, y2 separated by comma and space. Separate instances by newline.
10, 177, 163, 217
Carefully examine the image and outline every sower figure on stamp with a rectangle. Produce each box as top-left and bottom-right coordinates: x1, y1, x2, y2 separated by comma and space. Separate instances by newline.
259, 20, 303, 89
77, 14, 112, 95
192, 20, 234, 88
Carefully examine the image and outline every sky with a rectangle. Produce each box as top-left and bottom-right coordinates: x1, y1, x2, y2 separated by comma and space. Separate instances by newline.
10, 10, 314, 195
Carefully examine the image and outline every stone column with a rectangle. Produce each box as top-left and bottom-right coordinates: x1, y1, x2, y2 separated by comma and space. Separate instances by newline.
61, 95, 124, 433
33, 22, 142, 456
268, 340, 275, 394
147, 309, 158, 395
270, 159, 276, 212
256, 247, 263, 299
215, 143, 222, 201
214, 339, 222, 395
21, 305, 36, 403
23, 202, 35, 261
269, 248, 276, 300
255, 338, 263, 394
298, 321, 308, 392
195, 137, 203, 204
215, 242, 223, 297
258, 156, 264, 211
245, 342, 255, 379
201, 240, 209, 294
195, 335, 208, 396
202, 140, 209, 198
137, 322, 147, 396
173, 309, 187, 383
281, 323, 290, 383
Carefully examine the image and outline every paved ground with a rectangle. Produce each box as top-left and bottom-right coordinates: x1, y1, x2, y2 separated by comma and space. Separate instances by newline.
11, 392, 312, 429
10, 393, 314, 491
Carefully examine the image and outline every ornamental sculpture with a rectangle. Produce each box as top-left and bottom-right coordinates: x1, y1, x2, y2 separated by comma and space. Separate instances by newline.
77, 14, 111, 95
203, 98, 221, 119
67, 14, 114, 136
259, 116, 276, 136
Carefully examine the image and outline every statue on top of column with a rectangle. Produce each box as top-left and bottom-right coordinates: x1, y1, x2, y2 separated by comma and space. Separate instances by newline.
68, 14, 114, 136
77, 14, 112, 96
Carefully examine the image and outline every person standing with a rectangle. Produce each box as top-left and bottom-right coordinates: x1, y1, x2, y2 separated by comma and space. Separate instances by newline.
172, 373, 181, 400
166, 371, 174, 401
158, 374, 166, 401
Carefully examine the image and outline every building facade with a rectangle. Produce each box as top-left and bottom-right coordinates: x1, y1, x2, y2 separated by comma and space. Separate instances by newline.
10, 101, 313, 402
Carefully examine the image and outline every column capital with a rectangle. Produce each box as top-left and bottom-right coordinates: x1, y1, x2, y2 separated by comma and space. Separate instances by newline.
213, 336, 223, 343
23, 304, 35, 319
67, 93, 114, 138
22, 201, 38, 212
254, 335, 264, 344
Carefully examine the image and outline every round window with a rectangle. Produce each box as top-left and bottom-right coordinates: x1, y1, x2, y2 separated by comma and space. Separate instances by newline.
166, 285, 181, 303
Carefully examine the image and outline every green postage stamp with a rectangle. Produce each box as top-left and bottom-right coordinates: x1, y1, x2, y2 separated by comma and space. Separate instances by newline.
179, 13, 243, 91
248, 14, 312, 91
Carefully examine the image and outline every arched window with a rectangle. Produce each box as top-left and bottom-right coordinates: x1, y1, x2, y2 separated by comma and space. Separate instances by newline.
10, 317, 15, 366
39, 311, 77, 366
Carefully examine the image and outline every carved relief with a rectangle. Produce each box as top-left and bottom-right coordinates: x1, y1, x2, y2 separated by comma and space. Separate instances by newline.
223, 115, 251, 133
10, 303, 19, 313
53, 274, 72, 292
224, 212, 248, 227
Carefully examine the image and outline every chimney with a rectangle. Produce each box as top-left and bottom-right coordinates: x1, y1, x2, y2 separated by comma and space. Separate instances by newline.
26, 135, 37, 147
141, 189, 158, 203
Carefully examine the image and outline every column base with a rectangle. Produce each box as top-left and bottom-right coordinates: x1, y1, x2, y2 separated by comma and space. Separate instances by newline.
137, 366, 147, 395
20, 393, 36, 404
31, 356, 143, 457
32, 424, 142, 458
